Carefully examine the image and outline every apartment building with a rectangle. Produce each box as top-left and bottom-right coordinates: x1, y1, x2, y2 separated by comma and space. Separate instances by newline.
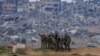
17, 0, 29, 13
2, 0, 18, 14
40, 0, 61, 16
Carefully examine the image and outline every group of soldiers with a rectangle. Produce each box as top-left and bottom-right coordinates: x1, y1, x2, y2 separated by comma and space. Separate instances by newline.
39, 31, 71, 51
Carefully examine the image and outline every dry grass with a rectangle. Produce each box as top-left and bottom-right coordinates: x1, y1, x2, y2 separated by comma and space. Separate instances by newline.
26, 48, 100, 56
0, 48, 100, 56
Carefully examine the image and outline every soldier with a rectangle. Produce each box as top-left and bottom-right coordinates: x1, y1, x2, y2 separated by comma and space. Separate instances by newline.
39, 31, 71, 51
39, 33, 48, 50
53, 31, 61, 51
63, 33, 71, 51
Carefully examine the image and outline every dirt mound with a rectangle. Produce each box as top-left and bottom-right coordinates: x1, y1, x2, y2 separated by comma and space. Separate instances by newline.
84, 54, 97, 56
71, 53, 82, 56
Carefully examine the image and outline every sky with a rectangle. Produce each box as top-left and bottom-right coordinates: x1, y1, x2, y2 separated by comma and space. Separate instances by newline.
29, 0, 72, 2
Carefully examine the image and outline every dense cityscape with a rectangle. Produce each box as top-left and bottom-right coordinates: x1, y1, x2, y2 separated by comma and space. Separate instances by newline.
0, 0, 100, 51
